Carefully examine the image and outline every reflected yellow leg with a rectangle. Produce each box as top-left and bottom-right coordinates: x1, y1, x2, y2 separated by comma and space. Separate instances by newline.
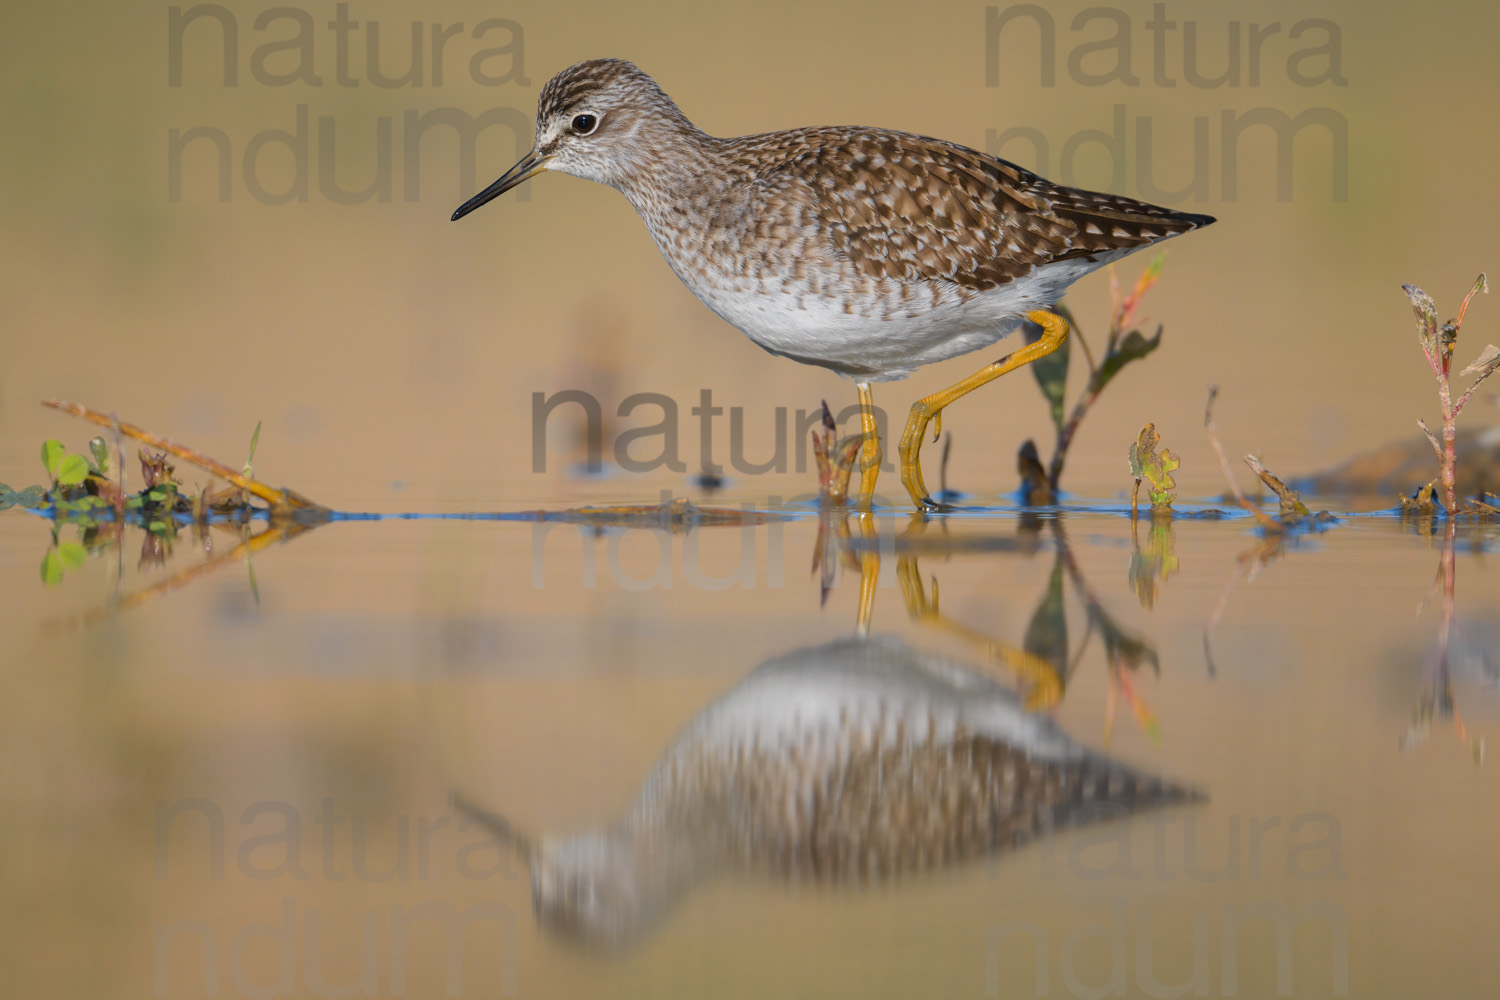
898, 309, 1071, 509
855, 381, 881, 509
854, 513, 878, 635
895, 555, 1062, 710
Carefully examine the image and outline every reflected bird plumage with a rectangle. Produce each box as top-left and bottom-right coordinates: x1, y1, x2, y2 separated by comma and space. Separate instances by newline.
465, 637, 1202, 950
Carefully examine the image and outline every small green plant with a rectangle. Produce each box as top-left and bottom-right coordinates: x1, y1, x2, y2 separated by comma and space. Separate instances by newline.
1402, 273, 1495, 516
1024, 253, 1171, 496
1128, 516, 1179, 610
0, 483, 48, 511
1128, 423, 1179, 512
40, 526, 89, 585
41, 439, 91, 488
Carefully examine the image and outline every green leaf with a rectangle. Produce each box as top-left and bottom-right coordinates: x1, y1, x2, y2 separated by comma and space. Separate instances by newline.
1127, 426, 1154, 480
88, 437, 110, 474
57, 541, 88, 570
1129, 424, 1178, 509
41, 440, 66, 478
244, 420, 263, 478
17, 485, 48, 509
1095, 608, 1160, 675
40, 549, 63, 585
1091, 326, 1163, 394
1024, 559, 1069, 678
1148, 449, 1180, 492
55, 454, 90, 486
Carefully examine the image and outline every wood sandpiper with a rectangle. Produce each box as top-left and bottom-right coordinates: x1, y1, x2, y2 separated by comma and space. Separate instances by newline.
452, 59, 1215, 508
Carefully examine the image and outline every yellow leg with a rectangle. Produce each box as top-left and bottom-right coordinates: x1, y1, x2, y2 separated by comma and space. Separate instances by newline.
898, 309, 1070, 509
856, 381, 881, 509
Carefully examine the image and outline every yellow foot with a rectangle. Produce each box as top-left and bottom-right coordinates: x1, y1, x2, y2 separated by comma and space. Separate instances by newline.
897, 308, 1071, 510
898, 400, 942, 509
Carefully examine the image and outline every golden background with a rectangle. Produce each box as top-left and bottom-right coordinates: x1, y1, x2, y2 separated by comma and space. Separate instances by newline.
2, 3, 1498, 998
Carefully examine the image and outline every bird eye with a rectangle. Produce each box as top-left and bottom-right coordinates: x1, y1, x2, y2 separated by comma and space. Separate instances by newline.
571, 114, 599, 135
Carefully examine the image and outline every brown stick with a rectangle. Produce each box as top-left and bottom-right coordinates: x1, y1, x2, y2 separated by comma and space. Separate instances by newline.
42, 399, 323, 511
1203, 386, 1281, 531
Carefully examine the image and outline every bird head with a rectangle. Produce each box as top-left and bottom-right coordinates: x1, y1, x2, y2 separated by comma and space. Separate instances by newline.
451, 58, 696, 220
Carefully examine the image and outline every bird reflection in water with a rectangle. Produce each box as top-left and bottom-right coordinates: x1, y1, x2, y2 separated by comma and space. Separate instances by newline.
459, 513, 1201, 950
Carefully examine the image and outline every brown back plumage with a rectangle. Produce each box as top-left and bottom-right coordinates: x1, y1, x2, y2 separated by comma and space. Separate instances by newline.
530, 59, 1213, 295
735, 126, 1214, 291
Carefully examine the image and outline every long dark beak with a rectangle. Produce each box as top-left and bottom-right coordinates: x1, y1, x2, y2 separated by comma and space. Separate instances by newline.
451, 790, 536, 862
450, 149, 553, 221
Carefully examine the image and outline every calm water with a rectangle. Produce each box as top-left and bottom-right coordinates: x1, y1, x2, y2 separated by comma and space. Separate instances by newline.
2, 498, 1496, 999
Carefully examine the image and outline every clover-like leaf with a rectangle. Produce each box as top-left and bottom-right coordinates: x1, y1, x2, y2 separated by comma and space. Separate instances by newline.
56, 541, 88, 570
40, 549, 64, 585
42, 440, 66, 478
16, 485, 47, 509
55, 453, 90, 486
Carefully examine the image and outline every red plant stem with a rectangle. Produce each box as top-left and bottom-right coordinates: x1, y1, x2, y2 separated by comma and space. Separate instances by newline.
1438, 519, 1456, 679
1437, 362, 1458, 516
1047, 386, 1102, 489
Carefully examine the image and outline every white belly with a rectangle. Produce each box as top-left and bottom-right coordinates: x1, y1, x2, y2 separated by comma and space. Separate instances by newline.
676, 250, 1136, 381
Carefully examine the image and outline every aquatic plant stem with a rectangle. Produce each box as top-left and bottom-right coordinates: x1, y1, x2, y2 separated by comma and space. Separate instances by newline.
42, 399, 324, 512
1203, 386, 1280, 531
1439, 376, 1458, 516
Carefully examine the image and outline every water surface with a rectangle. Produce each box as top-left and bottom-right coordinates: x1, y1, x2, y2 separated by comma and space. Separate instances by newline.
1, 499, 1496, 998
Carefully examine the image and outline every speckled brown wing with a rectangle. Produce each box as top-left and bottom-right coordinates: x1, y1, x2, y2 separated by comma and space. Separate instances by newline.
744, 127, 1213, 292
738, 732, 1199, 885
